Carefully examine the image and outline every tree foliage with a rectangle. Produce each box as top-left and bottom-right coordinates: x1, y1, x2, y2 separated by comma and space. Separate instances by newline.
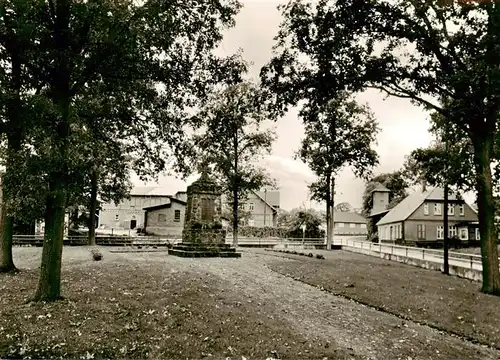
334, 202, 352, 212
193, 80, 278, 246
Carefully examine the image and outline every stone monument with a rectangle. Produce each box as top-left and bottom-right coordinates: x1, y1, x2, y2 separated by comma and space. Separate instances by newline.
168, 165, 241, 258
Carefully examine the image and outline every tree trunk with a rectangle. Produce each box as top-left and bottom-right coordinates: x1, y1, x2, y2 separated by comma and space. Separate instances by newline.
232, 187, 238, 247
34, 1, 72, 302
0, 199, 15, 273
0, 137, 20, 273
88, 170, 98, 246
328, 176, 335, 250
472, 132, 500, 295
325, 174, 331, 250
34, 178, 67, 301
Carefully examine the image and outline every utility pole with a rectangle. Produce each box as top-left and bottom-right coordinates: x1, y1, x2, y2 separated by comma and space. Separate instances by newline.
443, 125, 450, 275
264, 188, 267, 227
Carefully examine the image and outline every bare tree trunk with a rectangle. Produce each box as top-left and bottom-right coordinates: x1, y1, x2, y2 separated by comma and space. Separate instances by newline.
34, 178, 67, 301
88, 170, 98, 246
327, 176, 335, 250
325, 173, 331, 249
472, 132, 500, 295
232, 187, 238, 247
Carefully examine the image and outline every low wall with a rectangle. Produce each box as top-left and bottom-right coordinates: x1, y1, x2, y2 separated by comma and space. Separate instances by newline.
343, 246, 483, 282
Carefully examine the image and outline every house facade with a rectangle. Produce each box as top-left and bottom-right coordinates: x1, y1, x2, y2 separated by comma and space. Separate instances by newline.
222, 190, 281, 227
377, 187, 479, 245
143, 197, 187, 236
243, 190, 280, 227
99, 188, 184, 231
334, 211, 368, 236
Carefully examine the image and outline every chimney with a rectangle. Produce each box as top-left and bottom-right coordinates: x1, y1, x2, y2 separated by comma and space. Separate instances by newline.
421, 179, 427, 192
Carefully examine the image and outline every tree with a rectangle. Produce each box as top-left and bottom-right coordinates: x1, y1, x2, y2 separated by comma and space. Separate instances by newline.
361, 171, 409, 237
0, 0, 242, 301
262, 0, 500, 294
297, 92, 379, 250
193, 81, 277, 247
0, 1, 41, 272
283, 207, 324, 239
334, 202, 352, 212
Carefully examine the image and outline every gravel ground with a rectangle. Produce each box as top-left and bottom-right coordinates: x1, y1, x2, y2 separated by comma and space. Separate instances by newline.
5, 246, 500, 360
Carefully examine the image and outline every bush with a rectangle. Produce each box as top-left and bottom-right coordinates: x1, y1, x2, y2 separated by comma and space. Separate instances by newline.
368, 233, 379, 243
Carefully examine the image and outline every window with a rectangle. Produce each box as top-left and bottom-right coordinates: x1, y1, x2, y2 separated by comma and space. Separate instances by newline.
460, 228, 468, 240
434, 203, 442, 215
417, 224, 426, 240
448, 204, 454, 216
338, 222, 345, 228
476, 228, 480, 240
448, 226, 457, 238
361, 224, 367, 229
115, 214, 119, 221
158, 214, 166, 222
424, 203, 429, 215
459, 204, 465, 216
248, 219, 255, 226
437, 226, 444, 239
174, 210, 181, 222
349, 223, 356, 228
249, 203, 255, 211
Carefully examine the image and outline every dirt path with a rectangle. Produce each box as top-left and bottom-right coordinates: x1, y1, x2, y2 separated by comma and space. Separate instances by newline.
9, 247, 500, 360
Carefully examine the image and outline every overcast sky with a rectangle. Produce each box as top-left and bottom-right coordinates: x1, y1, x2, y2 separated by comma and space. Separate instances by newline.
132, 0, 440, 211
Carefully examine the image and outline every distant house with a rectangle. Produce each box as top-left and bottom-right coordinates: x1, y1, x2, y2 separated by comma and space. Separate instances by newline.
143, 197, 187, 236
229, 190, 280, 227
376, 187, 479, 245
334, 211, 368, 236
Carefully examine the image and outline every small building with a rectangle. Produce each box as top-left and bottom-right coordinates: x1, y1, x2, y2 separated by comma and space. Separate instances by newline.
143, 197, 187, 236
224, 190, 280, 227
376, 187, 479, 245
334, 211, 368, 235
99, 188, 184, 231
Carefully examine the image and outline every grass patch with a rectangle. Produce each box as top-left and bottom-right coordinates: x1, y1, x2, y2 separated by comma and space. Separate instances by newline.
268, 250, 500, 349
0, 254, 349, 359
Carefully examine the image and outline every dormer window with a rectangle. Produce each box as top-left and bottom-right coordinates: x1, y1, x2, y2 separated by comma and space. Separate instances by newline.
434, 203, 442, 215
448, 204, 454, 216
459, 204, 465, 216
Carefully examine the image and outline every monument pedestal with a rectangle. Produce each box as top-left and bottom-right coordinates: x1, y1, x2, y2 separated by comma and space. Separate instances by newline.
169, 243, 241, 258
168, 167, 241, 258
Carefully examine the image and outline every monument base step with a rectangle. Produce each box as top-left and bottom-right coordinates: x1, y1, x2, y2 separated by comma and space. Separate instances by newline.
169, 243, 241, 258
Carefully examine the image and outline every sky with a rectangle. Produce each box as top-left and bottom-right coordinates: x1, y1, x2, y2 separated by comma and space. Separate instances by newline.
132, 0, 442, 211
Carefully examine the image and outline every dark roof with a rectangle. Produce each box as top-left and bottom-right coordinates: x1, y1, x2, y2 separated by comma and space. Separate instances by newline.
371, 183, 390, 193
369, 208, 390, 217
143, 198, 186, 211
168, 197, 187, 205
333, 211, 367, 224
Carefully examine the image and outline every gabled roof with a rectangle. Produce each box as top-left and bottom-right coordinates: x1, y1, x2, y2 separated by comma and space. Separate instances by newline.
334, 211, 367, 224
369, 208, 390, 217
377, 187, 463, 226
371, 183, 390, 193
252, 190, 278, 213
143, 197, 186, 211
